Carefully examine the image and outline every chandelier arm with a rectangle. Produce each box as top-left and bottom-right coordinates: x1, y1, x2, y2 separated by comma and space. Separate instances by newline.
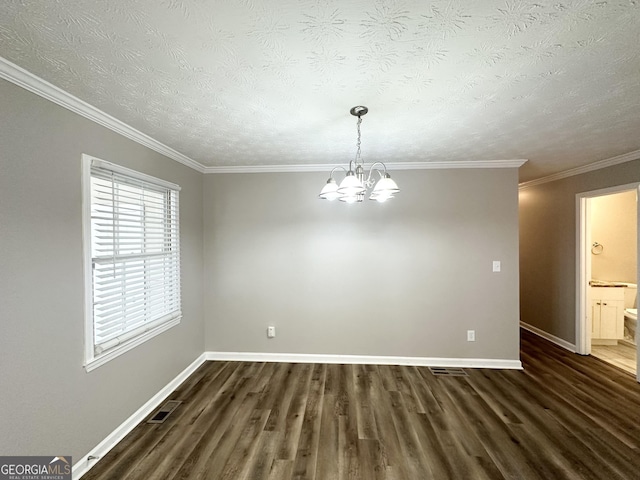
368, 162, 388, 174
365, 162, 388, 187
329, 166, 347, 179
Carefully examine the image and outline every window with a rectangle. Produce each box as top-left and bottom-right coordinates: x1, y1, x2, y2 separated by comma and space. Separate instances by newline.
82, 154, 181, 371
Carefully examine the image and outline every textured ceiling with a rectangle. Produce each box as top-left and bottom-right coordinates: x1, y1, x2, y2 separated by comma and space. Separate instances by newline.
1, 0, 639, 181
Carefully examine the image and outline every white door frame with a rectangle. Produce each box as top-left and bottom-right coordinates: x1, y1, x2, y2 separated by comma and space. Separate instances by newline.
576, 182, 640, 381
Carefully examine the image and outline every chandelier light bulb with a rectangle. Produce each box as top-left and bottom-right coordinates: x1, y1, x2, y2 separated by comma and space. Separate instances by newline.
341, 195, 359, 204
318, 178, 339, 200
371, 173, 399, 196
337, 172, 365, 196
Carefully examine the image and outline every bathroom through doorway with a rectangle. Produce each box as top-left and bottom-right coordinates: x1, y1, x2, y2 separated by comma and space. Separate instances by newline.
576, 183, 639, 381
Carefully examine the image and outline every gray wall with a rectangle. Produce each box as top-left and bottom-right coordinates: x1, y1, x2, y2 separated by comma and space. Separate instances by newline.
204, 169, 521, 361
0, 74, 523, 463
0, 79, 204, 459
519, 159, 640, 343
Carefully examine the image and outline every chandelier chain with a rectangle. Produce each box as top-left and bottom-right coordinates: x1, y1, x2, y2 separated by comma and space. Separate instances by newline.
317, 106, 399, 203
355, 116, 362, 164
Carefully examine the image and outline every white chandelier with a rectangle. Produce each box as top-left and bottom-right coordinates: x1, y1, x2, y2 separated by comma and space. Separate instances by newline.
318, 106, 400, 203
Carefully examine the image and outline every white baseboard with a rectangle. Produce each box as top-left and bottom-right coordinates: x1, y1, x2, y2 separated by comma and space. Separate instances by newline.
72, 353, 207, 479
205, 351, 523, 370
520, 322, 576, 352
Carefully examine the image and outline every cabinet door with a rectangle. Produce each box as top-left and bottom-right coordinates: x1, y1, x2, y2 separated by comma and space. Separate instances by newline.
597, 300, 625, 339
611, 300, 625, 338
599, 302, 618, 338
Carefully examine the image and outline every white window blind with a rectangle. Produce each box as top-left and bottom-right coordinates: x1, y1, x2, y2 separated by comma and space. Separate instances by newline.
86, 157, 181, 366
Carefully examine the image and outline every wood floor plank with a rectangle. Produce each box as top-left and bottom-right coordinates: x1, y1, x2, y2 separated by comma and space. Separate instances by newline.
498, 362, 640, 479
260, 362, 297, 429
416, 368, 501, 466
166, 368, 260, 480
389, 365, 424, 413
357, 438, 384, 480
410, 411, 478, 480
314, 393, 339, 480
405, 369, 483, 477
193, 391, 261, 480
268, 459, 293, 480
243, 430, 280, 480
523, 354, 640, 435
217, 407, 271, 480
467, 370, 597, 480
386, 390, 435, 479
353, 364, 377, 440
292, 363, 325, 480
368, 366, 410, 479
276, 364, 313, 461
84, 330, 640, 480
442, 376, 540, 480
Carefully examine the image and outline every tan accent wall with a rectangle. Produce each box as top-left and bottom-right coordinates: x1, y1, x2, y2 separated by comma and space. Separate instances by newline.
591, 190, 637, 284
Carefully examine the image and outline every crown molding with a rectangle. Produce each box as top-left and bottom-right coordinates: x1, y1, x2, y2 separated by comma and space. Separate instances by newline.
0, 56, 531, 176
519, 149, 640, 190
202, 159, 528, 174
0, 57, 205, 173
0, 57, 530, 176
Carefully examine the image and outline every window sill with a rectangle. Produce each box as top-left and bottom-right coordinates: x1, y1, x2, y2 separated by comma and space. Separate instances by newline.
84, 317, 181, 373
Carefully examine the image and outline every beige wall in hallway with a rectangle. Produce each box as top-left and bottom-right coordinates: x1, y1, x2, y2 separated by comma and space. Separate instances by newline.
591, 190, 637, 284
519, 158, 640, 343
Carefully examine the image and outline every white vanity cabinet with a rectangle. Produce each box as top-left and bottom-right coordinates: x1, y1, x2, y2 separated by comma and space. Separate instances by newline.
590, 286, 625, 344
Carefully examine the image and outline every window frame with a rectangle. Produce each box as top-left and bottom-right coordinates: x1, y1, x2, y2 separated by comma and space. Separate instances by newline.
82, 154, 182, 372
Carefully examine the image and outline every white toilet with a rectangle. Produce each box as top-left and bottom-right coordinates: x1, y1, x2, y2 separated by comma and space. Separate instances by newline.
624, 284, 637, 344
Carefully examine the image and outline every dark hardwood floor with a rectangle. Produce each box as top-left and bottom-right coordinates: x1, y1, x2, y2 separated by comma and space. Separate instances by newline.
83, 330, 640, 480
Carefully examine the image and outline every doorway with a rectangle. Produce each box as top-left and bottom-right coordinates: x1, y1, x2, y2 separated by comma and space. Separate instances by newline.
576, 183, 639, 381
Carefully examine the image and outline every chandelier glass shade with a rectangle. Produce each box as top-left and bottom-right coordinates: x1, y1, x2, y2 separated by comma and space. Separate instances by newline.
318, 106, 399, 203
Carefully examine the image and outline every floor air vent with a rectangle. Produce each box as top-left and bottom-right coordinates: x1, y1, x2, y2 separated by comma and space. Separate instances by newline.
147, 400, 182, 424
429, 367, 468, 377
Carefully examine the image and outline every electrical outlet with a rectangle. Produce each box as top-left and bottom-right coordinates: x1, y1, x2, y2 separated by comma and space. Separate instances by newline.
467, 330, 476, 342
267, 326, 276, 338
492, 261, 501, 272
